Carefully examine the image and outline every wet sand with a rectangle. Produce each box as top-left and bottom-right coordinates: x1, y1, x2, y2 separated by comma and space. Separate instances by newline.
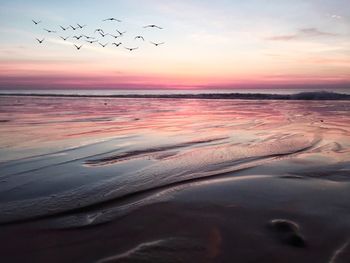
1, 175, 350, 263
0, 96, 349, 262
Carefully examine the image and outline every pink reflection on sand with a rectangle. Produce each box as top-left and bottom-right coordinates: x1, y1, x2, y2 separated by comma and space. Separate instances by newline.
0, 97, 349, 163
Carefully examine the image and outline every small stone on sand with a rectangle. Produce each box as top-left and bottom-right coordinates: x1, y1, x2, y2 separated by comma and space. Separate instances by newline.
268, 219, 306, 248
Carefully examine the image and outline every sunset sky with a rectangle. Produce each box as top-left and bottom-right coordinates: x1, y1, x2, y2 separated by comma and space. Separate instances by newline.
0, 0, 349, 90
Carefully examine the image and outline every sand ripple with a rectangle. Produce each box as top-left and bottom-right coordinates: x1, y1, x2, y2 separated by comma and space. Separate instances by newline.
0, 134, 317, 224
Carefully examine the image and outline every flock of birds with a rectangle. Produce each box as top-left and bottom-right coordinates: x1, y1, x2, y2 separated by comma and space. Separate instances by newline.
32, 18, 165, 52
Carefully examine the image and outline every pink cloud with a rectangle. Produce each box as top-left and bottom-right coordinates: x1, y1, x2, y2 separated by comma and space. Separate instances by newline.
266, 28, 337, 41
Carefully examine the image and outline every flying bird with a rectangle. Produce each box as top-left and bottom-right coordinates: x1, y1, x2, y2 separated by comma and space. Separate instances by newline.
70, 25, 78, 30
99, 42, 108, 48
74, 44, 83, 50
125, 47, 138, 51
86, 40, 98, 44
99, 32, 108, 37
103, 18, 122, 22
60, 36, 70, 41
108, 34, 121, 39
95, 28, 104, 34
35, 38, 45, 44
44, 29, 56, 33
116, 30, 126, 36
60, 25, 69, 31
144, 24, 163, 29
73, 35, 83, 40
150, 41, 165, 47
135, 36, 145, 41
112, 42, 122, 47
32, 19, 41, 25
77, 23, 86, 29
83, 35, 94, 39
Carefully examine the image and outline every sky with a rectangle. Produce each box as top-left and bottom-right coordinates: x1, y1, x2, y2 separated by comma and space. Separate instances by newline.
0, 0, 349, 90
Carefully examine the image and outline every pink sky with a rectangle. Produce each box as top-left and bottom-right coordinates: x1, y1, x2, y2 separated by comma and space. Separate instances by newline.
0, 0, 349, 90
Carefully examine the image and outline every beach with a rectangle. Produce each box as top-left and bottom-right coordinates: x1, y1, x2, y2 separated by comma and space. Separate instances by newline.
0, 95, 349, 262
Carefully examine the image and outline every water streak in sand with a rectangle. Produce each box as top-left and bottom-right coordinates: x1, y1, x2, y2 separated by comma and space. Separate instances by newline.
96, 238, 205, 263
96, 239, 168, 263
0, 134, 318, 224
85, 136, 229, 166
329, 239, 350, 263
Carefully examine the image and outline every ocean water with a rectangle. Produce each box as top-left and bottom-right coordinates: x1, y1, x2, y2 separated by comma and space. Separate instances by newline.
0, 95, 349, 262
0, 87, 350, 95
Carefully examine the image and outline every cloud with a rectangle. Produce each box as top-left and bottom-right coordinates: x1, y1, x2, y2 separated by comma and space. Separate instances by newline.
267, 35, 297, 41
266, 28, 337, 41
327, 14, 342, 20
331, 15, 342, 19
299, 28, 336, 36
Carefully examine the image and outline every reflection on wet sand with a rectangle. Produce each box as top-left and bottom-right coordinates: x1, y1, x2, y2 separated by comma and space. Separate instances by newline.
0, 96, 349, 262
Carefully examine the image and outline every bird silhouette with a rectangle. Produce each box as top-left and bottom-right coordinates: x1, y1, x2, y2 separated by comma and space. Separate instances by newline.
35, 38, 45, 44
108, 34, 121, 39
60, 36, 70, 41
44, 29, 56, 33
144, 25, 163, 29
116, 30, 126, 36
99, 32, 108, 37
95, 28, 104, 34
74, 44, 83, 50
83, 35, 94, 39
135, 36, 145, 41
32, 19, 41, 25
86, 40, 98, 44
60, 25, 69, 31
125, 47, 138, 51
150, 41, 165, 47
77, 23, 86, 29
99, 42, 108, 48
73, 35, 83, 40
30, 17, 166, 53
70, 25, 78, 30
103, 18, 122, 22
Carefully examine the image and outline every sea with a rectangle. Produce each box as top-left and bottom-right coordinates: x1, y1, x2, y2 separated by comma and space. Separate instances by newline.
0, 88, 349, 96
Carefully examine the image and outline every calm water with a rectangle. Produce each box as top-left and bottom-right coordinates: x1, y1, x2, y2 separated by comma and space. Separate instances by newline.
1, 88, 350, 95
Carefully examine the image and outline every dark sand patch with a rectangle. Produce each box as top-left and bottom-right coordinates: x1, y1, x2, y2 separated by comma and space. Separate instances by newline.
1, 175, 350, 262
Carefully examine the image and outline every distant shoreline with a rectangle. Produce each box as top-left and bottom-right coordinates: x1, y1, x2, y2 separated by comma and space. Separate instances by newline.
1, 91, 350, 100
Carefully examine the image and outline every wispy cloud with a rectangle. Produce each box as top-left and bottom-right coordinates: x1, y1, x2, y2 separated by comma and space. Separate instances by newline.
267, 35, 297, 41
266, 28, 337, 41
327, 14, 342, 20
299, 28, 336, 36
